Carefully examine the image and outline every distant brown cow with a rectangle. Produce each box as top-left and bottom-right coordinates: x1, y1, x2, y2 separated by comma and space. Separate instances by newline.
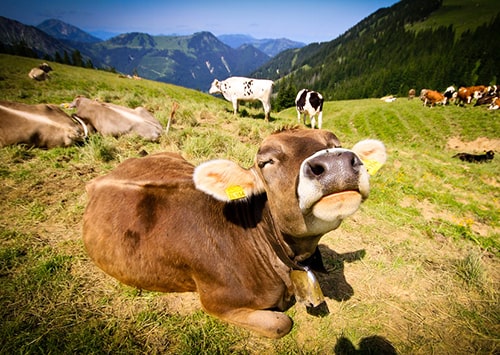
0, 100, 86, 148
83, 128, 387, 338
28, 63, 53, 81
408, 88, 416, 99
70, 96, 163, 141
421, 89, 445, 107
456, 85, 487, 106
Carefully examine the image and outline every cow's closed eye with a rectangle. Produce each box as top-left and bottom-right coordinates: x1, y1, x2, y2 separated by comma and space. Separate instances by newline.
258, 159, 274, 168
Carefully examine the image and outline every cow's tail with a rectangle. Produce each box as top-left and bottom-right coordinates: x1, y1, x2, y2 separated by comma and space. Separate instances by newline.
72, 114, 89, 139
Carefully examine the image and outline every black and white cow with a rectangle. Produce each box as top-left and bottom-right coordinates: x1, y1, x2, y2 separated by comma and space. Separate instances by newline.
209, 77, 274, 121
295, 89, 324, 129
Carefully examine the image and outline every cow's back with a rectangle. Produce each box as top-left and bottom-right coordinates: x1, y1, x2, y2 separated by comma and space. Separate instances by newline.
0, 101, 82, 148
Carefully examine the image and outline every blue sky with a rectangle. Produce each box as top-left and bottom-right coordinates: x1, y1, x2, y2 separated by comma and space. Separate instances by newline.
2, 0, 399, 43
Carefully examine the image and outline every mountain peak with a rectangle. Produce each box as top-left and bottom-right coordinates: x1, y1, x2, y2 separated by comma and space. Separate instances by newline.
37, 19, 101, 43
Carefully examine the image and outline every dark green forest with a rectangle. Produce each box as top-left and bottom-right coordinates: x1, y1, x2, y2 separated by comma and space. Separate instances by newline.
257, 0, 500, 104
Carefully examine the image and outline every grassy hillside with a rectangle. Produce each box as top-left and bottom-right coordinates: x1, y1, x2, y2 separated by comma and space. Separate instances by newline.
407, 0, 500, 38
0, 54, 499, 354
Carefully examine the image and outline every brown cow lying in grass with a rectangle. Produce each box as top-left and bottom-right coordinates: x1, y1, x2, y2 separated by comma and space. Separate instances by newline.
83, 127, 387, 338
28, 63, 53, 81
70, 96, 163, 141
0, 100, 86, 148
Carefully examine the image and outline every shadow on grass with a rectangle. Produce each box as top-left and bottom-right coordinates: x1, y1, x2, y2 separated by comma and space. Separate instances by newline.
303, 245, 366, 318
317, 244, 366, 302
334, 335, 397, 355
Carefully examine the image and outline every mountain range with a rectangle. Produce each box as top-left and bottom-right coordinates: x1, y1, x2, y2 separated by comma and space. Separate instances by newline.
0, 16, 304, 91
2, 0, 499, 99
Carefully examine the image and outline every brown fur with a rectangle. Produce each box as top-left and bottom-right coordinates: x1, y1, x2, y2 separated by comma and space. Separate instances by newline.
70, 96, 163, 141
456, 85, 487, 105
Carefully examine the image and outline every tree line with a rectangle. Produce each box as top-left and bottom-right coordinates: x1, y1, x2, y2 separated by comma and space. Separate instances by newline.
0, 40, 94, 69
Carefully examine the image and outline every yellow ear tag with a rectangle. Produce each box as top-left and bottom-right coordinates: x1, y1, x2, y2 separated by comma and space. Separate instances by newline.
362, 159, 383, 176
225, 185, 247, 200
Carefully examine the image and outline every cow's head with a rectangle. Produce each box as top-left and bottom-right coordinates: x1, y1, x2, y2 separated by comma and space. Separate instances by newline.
194, 128, 386, 259
208, 79, 221, 94
39, 63, 53, 73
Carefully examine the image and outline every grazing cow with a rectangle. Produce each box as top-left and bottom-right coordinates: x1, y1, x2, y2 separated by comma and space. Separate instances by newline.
209, 77, 274, 121
488, 97, 500, 110
408, 89, 416, 100
443, 86, 456, 104
295, 89, 324, 129
28, 63, 53, 81
83, 127, 387, 338
69, 96, 163, 141
421, 89, 446, 107
453, 150, 494, 163
456, 85, 487, 106
0, 100, 86, 148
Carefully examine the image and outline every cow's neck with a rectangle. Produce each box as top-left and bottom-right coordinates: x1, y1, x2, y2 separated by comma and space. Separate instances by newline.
283, 234, 322, 263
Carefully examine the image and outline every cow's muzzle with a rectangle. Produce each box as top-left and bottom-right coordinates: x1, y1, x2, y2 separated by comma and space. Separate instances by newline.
303, 150, 362, 195
298, 148, 370, 212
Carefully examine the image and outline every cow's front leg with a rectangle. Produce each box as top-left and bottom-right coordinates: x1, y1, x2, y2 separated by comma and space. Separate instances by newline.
210, 307, 293, 339
317, 112, 323, 129
232, 99, 239, 115
260, 99, 271, 122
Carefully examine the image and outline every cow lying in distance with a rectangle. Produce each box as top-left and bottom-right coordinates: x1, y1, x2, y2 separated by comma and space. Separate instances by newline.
83, 128, 387, 338
476, 85, 500, 107
453, 150, 494, 163
0, 100, 86, 148
488, 97, 500, 110
28, 63, 53, 81
296, 89, 324, 129
69, 96, 163, 141
209, 77, 274, 121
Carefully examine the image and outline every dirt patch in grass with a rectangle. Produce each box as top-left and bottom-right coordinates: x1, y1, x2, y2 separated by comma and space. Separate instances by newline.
446, 136, 500, 152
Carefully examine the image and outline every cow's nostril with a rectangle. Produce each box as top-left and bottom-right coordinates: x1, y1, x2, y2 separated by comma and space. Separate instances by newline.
309, 163, 325, 176
351, 155, 362, 170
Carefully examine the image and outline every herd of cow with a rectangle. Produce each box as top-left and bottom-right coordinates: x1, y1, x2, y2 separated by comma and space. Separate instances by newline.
416, 84, 500, 109
9, 69, 493, 338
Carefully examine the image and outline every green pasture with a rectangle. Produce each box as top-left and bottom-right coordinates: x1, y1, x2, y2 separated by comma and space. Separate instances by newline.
0, 54, 498, 354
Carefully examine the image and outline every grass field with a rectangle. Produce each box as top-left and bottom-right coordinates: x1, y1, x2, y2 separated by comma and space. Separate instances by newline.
0, 54, 499, 354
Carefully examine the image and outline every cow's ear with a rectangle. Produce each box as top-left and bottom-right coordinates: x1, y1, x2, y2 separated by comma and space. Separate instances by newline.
352, 139, 387, 175
194, 159, 265, 202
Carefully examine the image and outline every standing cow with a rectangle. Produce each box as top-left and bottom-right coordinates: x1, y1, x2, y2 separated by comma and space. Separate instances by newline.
0, 100, 86, 148
209, 77, 274, 121
83, 127, 387, 338
295, 89, 324, 129
421, 89, 446, 107
456, 85, 487, 106
69, 96, 163, 141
